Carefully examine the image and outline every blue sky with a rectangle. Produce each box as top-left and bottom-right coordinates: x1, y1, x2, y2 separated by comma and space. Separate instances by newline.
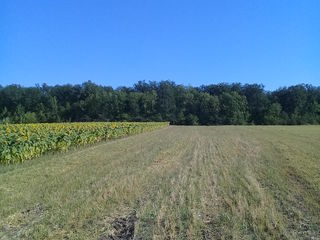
1, 0, 319, 90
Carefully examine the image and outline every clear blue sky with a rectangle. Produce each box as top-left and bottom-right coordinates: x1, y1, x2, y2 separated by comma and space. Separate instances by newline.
1, 0, 319, 90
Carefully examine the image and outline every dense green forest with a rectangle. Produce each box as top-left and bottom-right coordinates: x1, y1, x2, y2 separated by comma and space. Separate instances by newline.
0, 81, 319, 125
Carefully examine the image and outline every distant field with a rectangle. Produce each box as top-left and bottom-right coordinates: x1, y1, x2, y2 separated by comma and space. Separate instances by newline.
0, 126, 319, 239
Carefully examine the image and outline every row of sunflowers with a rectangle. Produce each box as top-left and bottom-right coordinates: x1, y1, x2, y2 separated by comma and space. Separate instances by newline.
0, 122, 169, 164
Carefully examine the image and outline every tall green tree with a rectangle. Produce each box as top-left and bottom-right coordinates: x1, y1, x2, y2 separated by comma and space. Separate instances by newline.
219, 92, 249, 125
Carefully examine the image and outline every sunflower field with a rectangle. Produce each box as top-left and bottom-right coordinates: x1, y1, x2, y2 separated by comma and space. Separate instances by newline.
0, 122, 168, 164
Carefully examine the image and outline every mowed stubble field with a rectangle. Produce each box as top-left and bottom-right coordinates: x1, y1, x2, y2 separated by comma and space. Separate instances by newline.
0, 126, 320, 239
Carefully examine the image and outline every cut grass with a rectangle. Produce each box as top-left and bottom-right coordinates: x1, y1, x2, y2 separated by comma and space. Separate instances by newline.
0, 126, 319, 239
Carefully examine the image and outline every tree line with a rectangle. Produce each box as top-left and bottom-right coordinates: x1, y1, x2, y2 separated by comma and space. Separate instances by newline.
0, 80, 319, 125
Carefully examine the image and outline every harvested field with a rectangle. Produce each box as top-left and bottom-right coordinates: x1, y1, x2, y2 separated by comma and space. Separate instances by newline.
0, 126, 319, 239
